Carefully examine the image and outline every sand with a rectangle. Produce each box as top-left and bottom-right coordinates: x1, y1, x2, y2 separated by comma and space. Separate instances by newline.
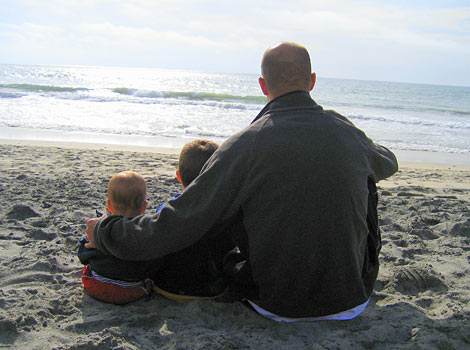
1, 141, 469, 350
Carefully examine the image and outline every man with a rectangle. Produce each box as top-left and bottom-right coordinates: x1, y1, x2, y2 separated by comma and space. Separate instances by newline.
86, 42, 398, 321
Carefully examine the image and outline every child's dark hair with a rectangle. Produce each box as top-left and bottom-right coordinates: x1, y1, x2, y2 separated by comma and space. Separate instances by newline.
178, 139, 219, 187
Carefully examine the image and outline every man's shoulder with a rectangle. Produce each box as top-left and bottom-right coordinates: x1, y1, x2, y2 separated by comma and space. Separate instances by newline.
320, 108, 356, 127
220, 122, 259, 150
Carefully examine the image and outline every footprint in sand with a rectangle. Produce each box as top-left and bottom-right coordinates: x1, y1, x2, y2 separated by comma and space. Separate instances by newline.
449, 219, 470, 237
386, 265, 447, 295
6, 204, 40, 221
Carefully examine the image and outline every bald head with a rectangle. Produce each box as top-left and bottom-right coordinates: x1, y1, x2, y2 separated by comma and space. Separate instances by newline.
260, 42, 315, 100
107, 171, 147, 217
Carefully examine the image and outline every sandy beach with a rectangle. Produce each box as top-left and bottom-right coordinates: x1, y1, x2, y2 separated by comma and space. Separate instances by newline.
1, 140, 469, 350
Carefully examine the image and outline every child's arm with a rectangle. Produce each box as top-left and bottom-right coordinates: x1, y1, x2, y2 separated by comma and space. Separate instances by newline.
83, 210, 104, 248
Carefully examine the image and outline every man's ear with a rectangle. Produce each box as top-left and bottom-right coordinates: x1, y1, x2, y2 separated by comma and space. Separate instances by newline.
309, 72, 316, 91
106, 199, 114, 214
259, 77, 269, 96
176, 170, 182, 183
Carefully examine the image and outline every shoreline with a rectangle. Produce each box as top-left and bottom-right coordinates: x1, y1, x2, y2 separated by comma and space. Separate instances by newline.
2, 136, 470, 169
0, 137, 181, 155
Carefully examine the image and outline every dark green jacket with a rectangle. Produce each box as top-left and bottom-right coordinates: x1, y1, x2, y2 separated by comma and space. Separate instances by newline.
94, 91, 398, 317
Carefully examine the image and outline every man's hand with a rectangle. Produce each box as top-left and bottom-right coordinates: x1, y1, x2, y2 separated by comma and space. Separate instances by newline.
85, 217, 100, 248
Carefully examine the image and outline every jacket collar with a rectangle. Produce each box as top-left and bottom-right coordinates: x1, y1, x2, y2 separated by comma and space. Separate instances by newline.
251, 91, 322, 124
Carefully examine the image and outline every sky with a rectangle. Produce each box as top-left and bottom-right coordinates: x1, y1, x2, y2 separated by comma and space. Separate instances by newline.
1, 0, 469, 86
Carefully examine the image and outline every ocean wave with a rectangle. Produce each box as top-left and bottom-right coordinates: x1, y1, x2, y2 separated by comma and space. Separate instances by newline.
0, 91, 25, 99
357, 102, 469, 116
0, 123, 235, 142
0, 83, 263, 110
327, 99, 470, 117
383, 141, 470, 154
348, 113, 470, 130
0, 83, 88, 93
112, 87, 265, 104
112, 87, 164, 98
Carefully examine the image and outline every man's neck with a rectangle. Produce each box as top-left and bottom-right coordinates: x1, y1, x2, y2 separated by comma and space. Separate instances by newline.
267, 88, 310, 102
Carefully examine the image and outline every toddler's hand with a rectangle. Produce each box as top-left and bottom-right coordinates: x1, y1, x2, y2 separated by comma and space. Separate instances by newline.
84, 217, 100, 248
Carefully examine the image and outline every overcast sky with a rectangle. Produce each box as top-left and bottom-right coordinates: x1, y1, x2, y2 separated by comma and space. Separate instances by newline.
1, 0, 469, 86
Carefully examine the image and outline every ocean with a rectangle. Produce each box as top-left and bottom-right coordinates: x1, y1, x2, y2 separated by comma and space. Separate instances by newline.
1, 64, 469, 160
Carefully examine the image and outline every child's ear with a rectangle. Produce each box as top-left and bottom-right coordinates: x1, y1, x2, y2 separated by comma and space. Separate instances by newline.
106, 199, 114, 214
141, 200, 148, 213
176, 170, 182, 183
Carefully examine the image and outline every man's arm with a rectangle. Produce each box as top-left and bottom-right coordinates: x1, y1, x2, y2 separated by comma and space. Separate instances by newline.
368, 142, 398, 182
333, 110, 398, 182
91, 131, 252, 261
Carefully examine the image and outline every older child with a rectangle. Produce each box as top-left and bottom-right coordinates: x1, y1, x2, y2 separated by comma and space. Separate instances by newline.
152, 139, 235, 301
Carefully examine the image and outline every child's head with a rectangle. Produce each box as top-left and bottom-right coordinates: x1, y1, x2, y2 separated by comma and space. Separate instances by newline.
177, 139, 219, 189
107, 171, 147, 217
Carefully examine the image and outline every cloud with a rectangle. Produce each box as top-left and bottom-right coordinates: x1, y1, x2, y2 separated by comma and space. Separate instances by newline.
1, 0, 469, 84
0, 23, 67, 58
79, 22, 220, 48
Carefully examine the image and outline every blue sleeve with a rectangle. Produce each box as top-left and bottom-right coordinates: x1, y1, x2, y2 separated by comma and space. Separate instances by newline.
157, 193, 181, 212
